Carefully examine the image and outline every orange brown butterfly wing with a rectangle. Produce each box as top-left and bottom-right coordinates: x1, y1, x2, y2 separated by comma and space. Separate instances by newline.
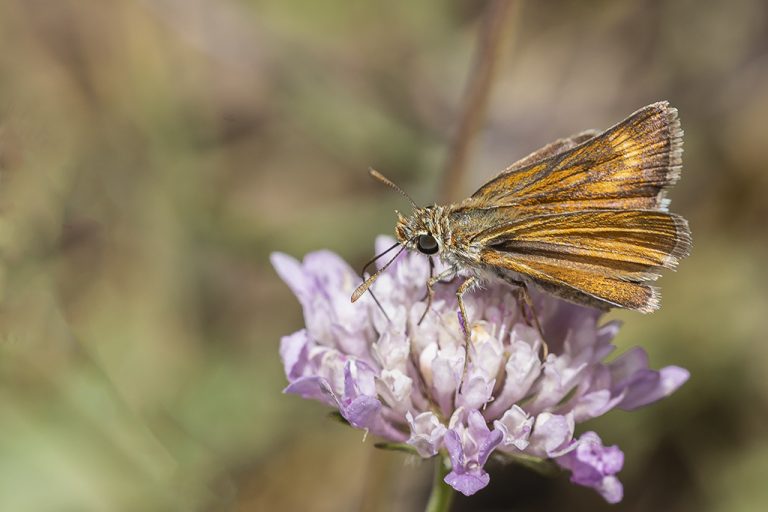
469, 102, 682, 215
501, 129, 600, 173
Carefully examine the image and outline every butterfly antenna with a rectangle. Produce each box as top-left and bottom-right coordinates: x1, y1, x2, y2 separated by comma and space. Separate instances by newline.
367, 289, 390, 322
369, 168, 419, 209
351, 243, 408, 303
356, 241, 402, 321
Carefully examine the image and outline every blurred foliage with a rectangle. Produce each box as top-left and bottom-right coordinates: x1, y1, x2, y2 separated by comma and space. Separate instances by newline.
0, 0, 766, 511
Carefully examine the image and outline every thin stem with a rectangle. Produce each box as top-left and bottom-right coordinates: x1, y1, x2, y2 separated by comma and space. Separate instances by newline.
425, 456, 455, 512
439, 0, 520, 204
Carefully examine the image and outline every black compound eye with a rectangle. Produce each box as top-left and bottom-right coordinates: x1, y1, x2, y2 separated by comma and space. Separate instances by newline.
416, 234, 439, 255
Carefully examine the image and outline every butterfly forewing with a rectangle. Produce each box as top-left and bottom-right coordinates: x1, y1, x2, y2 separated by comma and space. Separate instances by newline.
499, 129, 600, 174
470, 101, 682, 215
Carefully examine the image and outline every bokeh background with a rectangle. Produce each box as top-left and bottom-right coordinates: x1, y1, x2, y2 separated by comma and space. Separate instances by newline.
1, 0, 767, 510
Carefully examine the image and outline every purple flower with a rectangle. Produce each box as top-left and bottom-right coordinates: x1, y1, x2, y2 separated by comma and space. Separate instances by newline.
556, 432, 625, 504
444, 409, 504, 495
271, 237, 689, 502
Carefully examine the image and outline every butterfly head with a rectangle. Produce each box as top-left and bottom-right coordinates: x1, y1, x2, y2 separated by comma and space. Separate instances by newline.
396, 206, 445, 256
365, 170, 446, 256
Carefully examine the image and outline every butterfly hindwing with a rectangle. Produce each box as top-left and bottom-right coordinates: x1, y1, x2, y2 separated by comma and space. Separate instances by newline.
476, 209, 691, 312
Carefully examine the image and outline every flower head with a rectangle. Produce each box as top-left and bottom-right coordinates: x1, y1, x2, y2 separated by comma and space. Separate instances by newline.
271, 237, 689, 502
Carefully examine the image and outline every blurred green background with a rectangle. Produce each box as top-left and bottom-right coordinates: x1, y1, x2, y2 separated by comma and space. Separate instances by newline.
1, 1, 767, 511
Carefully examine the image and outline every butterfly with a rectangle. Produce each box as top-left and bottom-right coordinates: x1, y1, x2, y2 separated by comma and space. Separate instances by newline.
352, 101, 691, 336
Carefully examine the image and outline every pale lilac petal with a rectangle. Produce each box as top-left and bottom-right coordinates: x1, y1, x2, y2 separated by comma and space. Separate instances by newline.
468, 329, 505, 378
447, 406, 467, 430
443, 424, 503, 496
484, 325, 541, 418
457, 330, 503, 410
272, 249, 375, 354
342, 395, 382, 429
539, 298, 601, 352
598, 476, 624, 504
431, 359, 458, 416
406, 411, 447, 457
309, 349, 347, 395
458, 375, 495, 410
596, 320, 622, 355
444, 466, 490, 496
527, 412, 575, 457
527, 356, 588, 413
618, 365, 690, 410
284, 376, 335, 405
609, 347, 650, 387
376, 369, 413, 413
566, 315, 602, 355
571, 432, 624, 474
494, 405, 534, 450
556, 431, 624, 504
330, 323, 371, 359
344, 360, 377, 399
372, 331, 410, 372
315, 360, 382, 430
475, 436, 500, 469
608, 348, 690, 410
302, 250, 359, 294
442, 410, 504, 496
570, 389, 625, 422
280, 330, 310, 380
444, 430, 491, 495
467, 410, 490, 441
270, 252, 308, 299
428, 352, 463, 417
444, 428, 464, 472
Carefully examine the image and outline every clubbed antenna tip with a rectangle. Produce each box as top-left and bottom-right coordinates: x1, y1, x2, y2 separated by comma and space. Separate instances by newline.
369, 168, 418, 209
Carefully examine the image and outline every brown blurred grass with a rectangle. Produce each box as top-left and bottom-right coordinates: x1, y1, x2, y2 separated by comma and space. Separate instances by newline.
0, 0, 767, 511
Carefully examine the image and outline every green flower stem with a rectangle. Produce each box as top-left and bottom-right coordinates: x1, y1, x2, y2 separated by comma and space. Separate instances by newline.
425, 456, 455, 512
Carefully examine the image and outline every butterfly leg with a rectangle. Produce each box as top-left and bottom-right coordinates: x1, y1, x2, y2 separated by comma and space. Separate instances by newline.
456, 276, 480, 387
417, 257, 436, 303
456, 276, 478, 339
520, 284, 549, 359
418, 265, 456, 325
508, 280, 548, 359
417, 258, 436, 325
